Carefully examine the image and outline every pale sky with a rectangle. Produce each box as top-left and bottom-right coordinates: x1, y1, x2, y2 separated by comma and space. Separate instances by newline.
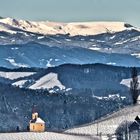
0, 0, 139, 27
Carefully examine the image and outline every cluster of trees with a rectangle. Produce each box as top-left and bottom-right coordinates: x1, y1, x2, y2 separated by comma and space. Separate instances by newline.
130, 67, 139, 105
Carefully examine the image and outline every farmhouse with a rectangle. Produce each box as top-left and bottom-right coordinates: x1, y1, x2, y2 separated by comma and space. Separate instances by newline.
29, 112, 45, 132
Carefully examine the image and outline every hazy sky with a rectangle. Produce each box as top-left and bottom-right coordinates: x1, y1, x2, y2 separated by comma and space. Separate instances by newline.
0, 0, 139, 27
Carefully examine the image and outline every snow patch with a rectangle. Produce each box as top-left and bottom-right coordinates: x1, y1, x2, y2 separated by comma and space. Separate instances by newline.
55, 59, 59, 62
114, 39, 130, 45
46, 58, 53, 67
12, 80, 27, 87
89, 47, 101, 51
6, 58, 28, 68
65, 88, 72, 92
0, 72, 35, 80
92, 94, 125, 100
131, 53, 140, 58
65, 39, 71, 42
90, 39, 94, 42
11, 47, 19, 50
107, 62, 116, 65
38, 36, 45, 39
35, 118, 45, 124
110, 35, 116, 39
0, 36, 6, 39
30, 73, 65, 90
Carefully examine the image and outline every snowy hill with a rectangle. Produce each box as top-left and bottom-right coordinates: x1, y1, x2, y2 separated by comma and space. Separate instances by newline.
29, 72, 65, 90
66, 104, 140, 136
0, 132, 100, 140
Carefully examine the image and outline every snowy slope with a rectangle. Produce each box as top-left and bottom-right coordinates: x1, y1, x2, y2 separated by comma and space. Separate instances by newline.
29, 73, 65, 90
0, 132, 100, 140
66, 105, 140, 136
0, 71, 35, 80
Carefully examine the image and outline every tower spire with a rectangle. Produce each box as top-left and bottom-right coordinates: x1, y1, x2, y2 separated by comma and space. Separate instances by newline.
32, 103, 37, 113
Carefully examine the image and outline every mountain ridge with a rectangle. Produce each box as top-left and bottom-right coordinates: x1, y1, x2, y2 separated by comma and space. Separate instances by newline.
0, 17, 139, 36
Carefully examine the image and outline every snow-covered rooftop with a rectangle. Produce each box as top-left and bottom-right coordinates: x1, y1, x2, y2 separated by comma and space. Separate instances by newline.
35, 118, 45, 124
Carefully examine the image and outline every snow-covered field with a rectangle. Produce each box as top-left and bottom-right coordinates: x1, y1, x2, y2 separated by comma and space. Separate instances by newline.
0, 132, 100, 140
0, 72, 35, 80
30, 73, 65, 90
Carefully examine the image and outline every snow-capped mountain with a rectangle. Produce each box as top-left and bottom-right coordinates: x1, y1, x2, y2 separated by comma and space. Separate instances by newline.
0, 17, 140, 68
0, 17, 130, 36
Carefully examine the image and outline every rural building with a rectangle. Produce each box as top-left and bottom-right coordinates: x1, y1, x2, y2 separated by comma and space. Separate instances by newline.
129, 116, 140, 140
29, 112, 45, 132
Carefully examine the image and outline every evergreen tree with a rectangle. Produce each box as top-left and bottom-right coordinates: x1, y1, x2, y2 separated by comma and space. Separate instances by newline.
130, 67, 139, 104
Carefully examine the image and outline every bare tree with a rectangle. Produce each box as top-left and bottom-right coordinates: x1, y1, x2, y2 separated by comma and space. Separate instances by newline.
130, 67, 139, 104
116, 121, 132, 140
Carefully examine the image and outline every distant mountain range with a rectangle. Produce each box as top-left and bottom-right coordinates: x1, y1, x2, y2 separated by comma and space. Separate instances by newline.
0, 18, 140, 68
